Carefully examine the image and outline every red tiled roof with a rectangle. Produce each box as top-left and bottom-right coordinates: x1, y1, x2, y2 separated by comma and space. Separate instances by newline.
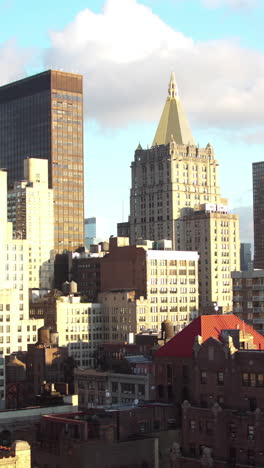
155, 314, 264, 358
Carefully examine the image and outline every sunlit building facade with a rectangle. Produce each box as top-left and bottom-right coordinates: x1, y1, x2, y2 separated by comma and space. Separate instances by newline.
0, 70, 84, 253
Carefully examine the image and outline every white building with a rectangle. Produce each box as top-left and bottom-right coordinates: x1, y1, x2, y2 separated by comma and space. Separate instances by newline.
8, 158, 54, 289
0, 169, 43, 407
44, 295, 102, 368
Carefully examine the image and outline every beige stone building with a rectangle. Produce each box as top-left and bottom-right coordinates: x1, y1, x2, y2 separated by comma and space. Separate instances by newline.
0, 441, 31, 468
129, 72, 226, 249
101, 242, 199, 333
43, 295, 102, 368
98, 290, 139, 341
8, 158, 54, 289
179, 204, 240, 313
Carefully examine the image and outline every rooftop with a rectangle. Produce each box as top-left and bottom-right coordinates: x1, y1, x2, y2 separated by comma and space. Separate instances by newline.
155, 314, 264, 358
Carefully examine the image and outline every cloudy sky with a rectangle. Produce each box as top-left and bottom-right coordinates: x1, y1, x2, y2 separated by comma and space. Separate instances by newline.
1, 0, 263, 243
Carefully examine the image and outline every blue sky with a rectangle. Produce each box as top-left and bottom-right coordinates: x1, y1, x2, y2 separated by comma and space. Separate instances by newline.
1, 0, 264, 242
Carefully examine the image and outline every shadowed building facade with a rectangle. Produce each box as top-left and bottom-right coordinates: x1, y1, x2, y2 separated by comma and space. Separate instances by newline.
253, 161, 264, 268
0, 70, 84, 254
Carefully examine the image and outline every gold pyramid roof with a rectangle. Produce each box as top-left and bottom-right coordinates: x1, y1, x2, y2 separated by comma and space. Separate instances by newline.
152, 72, 195, 147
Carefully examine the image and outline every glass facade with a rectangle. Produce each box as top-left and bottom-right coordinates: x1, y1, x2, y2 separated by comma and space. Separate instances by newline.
0, 70, 84, 253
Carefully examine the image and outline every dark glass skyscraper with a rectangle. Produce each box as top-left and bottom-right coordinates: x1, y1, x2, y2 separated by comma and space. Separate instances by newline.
0, 70, 84, 253
253, 162, 264, 268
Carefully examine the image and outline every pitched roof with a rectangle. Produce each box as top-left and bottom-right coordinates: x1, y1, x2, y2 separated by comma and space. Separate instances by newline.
152, 72, 195, 147
155, 314, 264, 358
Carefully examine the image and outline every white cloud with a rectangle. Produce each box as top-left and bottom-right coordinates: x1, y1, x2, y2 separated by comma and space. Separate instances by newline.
42, 0, 264, 133
202, 0, 258, 8
0, 39, 29, 85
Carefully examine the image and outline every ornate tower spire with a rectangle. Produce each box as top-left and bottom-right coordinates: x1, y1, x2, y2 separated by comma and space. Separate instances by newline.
168, 72, 178, 99
152, 72, 195, 147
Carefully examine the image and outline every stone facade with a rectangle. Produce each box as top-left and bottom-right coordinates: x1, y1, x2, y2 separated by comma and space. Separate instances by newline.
0, 441, 31, 468
101, 240, 199, 332
129, 75, 224, 249
180, 204, 240, 314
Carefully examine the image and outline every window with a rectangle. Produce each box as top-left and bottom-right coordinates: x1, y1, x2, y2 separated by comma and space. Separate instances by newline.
206, 421, 213, 435
138, 421, 148, 433
257, 373, 264, 387
167, 364, 172, 379
111, 382, 118, 393
153, 420, 160, 431
248, 425, 255, 440
217, 371, 224, 385
248, 449, 255, 465
189, 420, 196, 430
250, 373, 256, 387
158, 385, 164, 398
201, 370, 207, 384
242, 373, 249, 386
229, 423, 237, 439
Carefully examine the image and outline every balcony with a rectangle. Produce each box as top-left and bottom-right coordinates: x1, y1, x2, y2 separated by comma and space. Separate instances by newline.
252, 307, 264, 312
252, 296, 264, 301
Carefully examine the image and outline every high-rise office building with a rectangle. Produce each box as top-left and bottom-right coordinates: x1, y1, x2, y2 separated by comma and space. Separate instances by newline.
253, 162, 264, 268
0, 70, 84, 254
129, 73, 224, 249
8, 158, 54, 289
85, 217, 97, 250
240, 242, 252, 271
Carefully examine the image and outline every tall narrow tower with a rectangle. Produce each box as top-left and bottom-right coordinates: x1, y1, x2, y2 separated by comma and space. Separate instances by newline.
253, 162, 264, 268
0, 70, 84, 254
129, 73, 222, 249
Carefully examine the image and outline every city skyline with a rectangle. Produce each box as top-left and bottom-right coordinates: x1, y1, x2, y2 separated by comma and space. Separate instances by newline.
0, 0, 263, 241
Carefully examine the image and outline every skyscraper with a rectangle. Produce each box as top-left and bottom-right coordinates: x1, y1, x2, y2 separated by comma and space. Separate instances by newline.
253, 161, 264, 268
0, 70, 84, 254
129, 73, 240, 313
129, 73, 223, 249
240, 242, 252, 271
85, 217, 96, 250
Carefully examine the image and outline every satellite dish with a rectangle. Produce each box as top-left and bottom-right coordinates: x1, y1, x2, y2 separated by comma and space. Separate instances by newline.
134, 399, 139, 405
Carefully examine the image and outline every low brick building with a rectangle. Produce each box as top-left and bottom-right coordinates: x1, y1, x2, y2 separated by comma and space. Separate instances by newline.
31, 405, 178, 468
155, 314, 264, 467
75, 368, 154, 407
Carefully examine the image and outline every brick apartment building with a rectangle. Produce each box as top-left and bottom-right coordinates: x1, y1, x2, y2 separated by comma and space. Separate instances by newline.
155, 314, 264, 467
31, 405, 178, 468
